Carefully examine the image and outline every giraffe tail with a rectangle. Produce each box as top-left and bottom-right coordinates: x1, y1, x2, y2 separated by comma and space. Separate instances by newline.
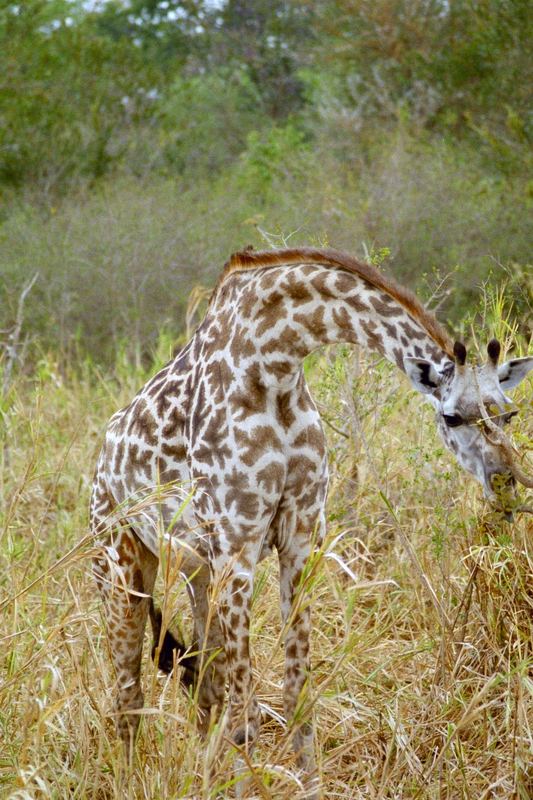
148, 598, 198, 687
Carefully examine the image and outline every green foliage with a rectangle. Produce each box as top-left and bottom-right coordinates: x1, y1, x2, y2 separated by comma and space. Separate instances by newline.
0, 0, 531, 362
211, 0, 311, 118
310, 0, 533, 142
237, 122, 309, 198
1, 127, 531, 364
94, 0, 204, 69
0, 1, 159, 188
158, 69, 265, 173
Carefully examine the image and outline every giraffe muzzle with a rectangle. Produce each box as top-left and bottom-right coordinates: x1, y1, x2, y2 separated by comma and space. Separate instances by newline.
480, 414, 533, 491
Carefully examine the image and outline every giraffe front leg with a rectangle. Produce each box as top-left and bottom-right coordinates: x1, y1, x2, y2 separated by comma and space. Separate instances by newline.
211, 551, 262, 795
93, 527, 158, 754
279, 536, 319, 799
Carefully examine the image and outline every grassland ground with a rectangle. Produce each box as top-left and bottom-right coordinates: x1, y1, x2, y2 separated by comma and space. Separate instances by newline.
1, 338, 532, 799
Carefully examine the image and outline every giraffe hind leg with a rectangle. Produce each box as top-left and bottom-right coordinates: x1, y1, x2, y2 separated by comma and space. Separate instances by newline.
93, 525, 158, 752
188, 568, 227, 715
279, 533, 319, 799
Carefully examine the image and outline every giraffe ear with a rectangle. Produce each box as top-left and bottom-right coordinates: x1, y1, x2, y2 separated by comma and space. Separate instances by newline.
404, 357, 444, 395
497, 357, 533, 390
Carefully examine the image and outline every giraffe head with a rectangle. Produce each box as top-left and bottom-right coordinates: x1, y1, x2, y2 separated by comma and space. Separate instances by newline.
405, 340, 533, 510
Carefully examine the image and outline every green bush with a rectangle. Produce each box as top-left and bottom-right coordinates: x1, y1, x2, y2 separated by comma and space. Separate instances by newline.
1, 127, 530, 365
0, 2, 157, 189
157, 69, 266, 174
236, 122, 310, 199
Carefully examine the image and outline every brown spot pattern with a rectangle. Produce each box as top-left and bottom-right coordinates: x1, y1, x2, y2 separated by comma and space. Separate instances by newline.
91, 245, 454, 788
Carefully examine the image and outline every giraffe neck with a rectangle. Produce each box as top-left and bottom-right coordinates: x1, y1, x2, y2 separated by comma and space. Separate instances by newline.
203, 262, 451, 390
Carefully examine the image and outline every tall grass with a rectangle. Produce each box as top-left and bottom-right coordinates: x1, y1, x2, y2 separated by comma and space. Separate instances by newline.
1, 296, 531, 798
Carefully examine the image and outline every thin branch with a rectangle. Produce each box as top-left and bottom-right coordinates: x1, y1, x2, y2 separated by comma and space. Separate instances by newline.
2, 272, 39, 396
321, 414, 349, 440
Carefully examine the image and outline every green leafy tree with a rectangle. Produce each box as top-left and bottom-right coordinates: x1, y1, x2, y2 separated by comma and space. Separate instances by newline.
158, 68, 266, 173
307, 0, 532, 139
94, 0, 206, 71
0, 1, 159, 188
209, 0, 314, 118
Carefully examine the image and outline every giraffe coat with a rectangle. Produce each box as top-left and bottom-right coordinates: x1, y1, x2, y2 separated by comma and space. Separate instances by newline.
89, 247, 532, 794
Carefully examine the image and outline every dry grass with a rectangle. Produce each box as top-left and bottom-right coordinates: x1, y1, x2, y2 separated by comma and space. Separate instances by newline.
1, 336, 532, 799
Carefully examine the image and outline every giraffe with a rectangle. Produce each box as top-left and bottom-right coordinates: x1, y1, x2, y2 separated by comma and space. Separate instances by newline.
90, 247, 532, 795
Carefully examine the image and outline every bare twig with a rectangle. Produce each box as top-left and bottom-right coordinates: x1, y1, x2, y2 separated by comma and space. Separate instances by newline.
1, 272, 39, 397
255, 226, 302, 249
1, 272, 39, 470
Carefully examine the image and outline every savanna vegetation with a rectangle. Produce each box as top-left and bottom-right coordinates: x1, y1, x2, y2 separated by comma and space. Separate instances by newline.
1, 1, 532, 798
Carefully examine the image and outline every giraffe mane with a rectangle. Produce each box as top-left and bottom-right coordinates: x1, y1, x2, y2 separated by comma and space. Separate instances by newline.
214, 246, 455, 359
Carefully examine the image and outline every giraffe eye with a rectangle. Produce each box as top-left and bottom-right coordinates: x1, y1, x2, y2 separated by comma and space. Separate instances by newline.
443, 414, 464, 428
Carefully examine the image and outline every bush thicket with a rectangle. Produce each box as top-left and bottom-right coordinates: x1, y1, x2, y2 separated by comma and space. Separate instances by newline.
1, 0, 531, 363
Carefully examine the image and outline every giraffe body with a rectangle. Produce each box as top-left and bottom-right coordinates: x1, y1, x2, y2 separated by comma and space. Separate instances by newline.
90, 248, 532, 793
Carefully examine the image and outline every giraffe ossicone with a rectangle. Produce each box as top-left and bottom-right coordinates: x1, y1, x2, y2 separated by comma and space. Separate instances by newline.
89, 247, 532, 794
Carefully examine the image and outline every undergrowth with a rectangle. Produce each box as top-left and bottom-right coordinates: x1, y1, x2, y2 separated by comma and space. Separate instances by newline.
0, 314, 532, 799
1, 129, 532, 362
